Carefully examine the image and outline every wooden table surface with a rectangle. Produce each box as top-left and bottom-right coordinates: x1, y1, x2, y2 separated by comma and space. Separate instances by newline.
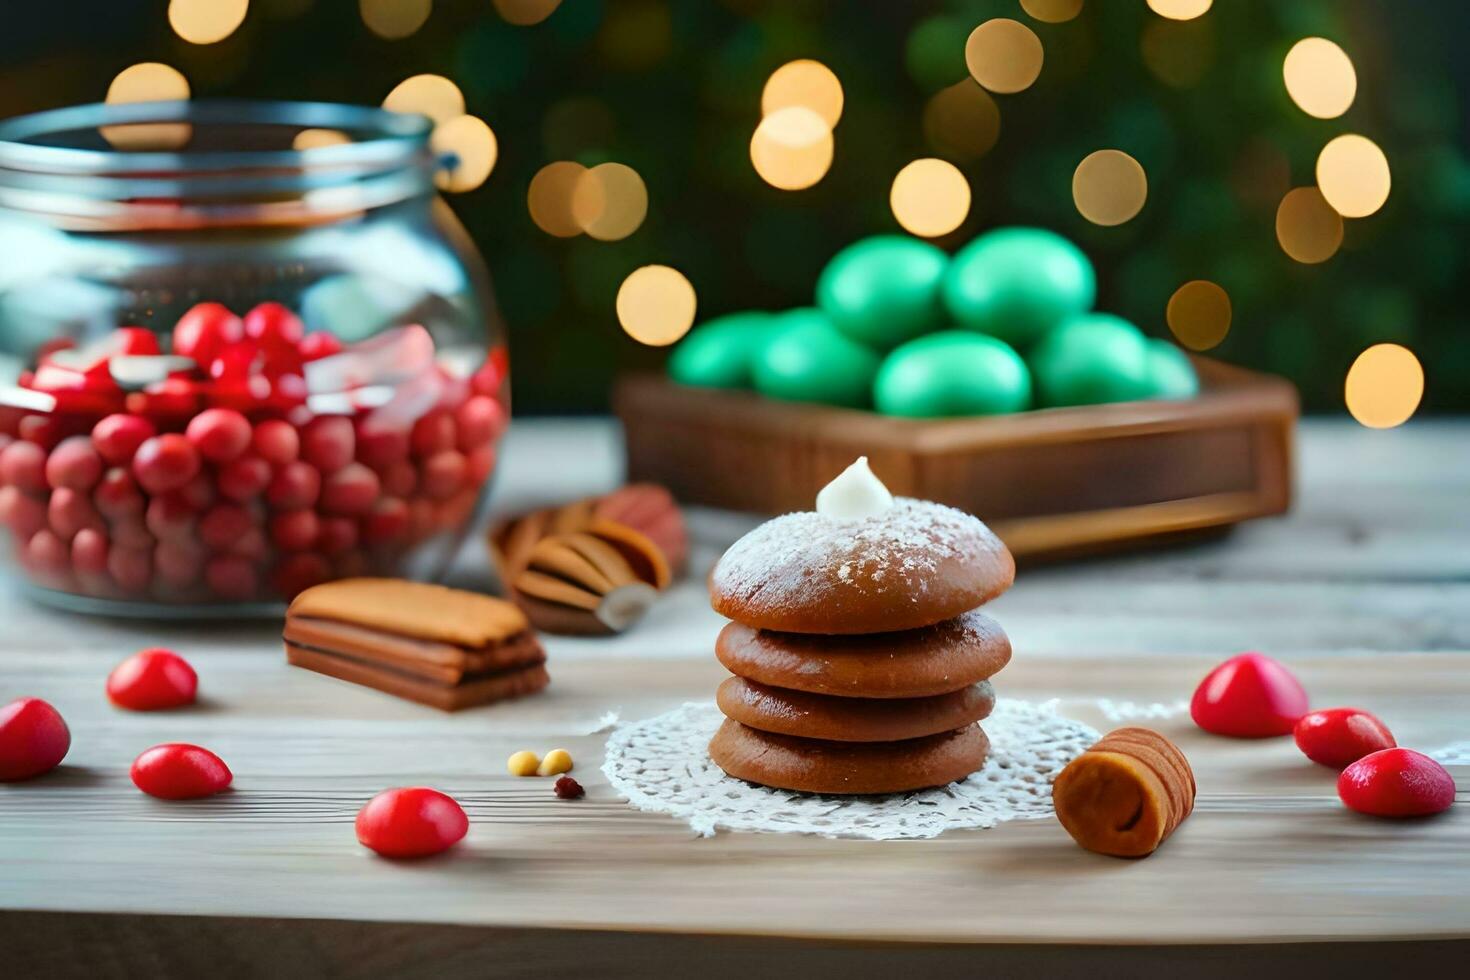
2, 418, 1468, 977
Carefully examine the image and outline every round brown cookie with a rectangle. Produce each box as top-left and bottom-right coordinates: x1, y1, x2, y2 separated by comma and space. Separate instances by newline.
717, 676, 995, 742
709, 497, 1014, 634
708, 720, 989, 794
715, 609, 1010, 699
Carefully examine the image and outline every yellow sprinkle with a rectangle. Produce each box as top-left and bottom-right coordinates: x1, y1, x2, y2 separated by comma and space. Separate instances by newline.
537, 748, 573, 776
506, 750, 540, 777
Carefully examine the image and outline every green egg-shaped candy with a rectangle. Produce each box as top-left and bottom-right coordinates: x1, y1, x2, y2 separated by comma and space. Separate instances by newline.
1029, 313, 1153, 407
817, 235, 949, 350
874, 331, 1031, 417
943, 227, 1096, 348
1144, 339, 1200, 400
667, 311, 773, 389
752, 308, 881, 409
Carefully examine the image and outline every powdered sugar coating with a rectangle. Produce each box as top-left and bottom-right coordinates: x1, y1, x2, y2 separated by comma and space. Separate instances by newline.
710, 498, 1014, 634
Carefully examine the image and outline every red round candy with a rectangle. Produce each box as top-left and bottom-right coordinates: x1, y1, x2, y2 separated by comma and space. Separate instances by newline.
0, 439, 48, 493
320, 463, 380, 516
1190, 652, 1309, 738
356, 427, 410, 470
1294, 707, 1396, 769
71, 528, 110, 576
132, 434, 201, 495
205, 555, 259, 599
175, 472, 217, 511
107, 648, 198, 711
199, 503, 257, 552
146, 494, 198, 542
218, 454, 272, 502
466, 446, 495, 485
410, 411, 456, 458
363, 496, 409, 544
130, 743, 232, 799
93, 467, 144, 518
298, 331, 343, 361
24, 529, 70, 578
270, 509, 320, 552
91, 414, 156, 466
109, 326, 162, 358
45, 436, 104, 491
243, 302, 305, 355
301, 417, 355, 474
455, 396, 503, 451
18, 414, 63, 450
266, 461, 321, 510
317, 516, 358, 556
186, 408, 252, 463
172, 303, 244, 365
421, 450, 467, 500
1338, 748, 1455, 818
272, 552, 330, 599
154, 539, 205, 587
0, 697, 71, 781
0, 486, 47, 538
230, 526, 269, 561
355, 787, 468, 859
108, 545, 153, 592
381, 460, 417, 498
48, 487, 104, 541
252, 419, 300, 466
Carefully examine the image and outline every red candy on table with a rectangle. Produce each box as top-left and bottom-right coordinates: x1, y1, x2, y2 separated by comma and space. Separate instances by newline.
355, 787, 469, 859
107, 648, 198, 711
131, 743, 232, 799
0, 697, 71, 781
1294, 707, 1396, 769
1338, 748, 1456, 818
1190, 652, 1309, 738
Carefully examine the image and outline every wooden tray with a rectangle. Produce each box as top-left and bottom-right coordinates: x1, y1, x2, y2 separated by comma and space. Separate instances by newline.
614, 357, 1298, 560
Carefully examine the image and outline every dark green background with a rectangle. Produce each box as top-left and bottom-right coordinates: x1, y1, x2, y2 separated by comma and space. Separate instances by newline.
3, 0, 1466, 414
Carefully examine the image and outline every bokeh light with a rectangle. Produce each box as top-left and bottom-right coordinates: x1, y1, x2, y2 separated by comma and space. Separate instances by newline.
1316, 134, 1391, 218
922, 81, 1000, 161
1166, 280, 1232, 351
1283, 38, 1357, 119
383, 74, 465, 124
360, 0, 431, 40
102, 63, 191, 151
1019, 0, 1083, 24
1146, 0, 1212, 20
528, 161, 589, 237
572, 163, 648, 241
890, 158, 971, 238
1275, 187, 1344, 264
617, 265, 697, 346
493, 0, 561, 26
430, 115, 497, 193
965, 19, 1044, 94
1345, 344, 1424, 429
750, 106, 834, 191
762, 59, 844, 129
293, 128, 351, 150
1072, 149, 1148, 226
169, 0, 249, 45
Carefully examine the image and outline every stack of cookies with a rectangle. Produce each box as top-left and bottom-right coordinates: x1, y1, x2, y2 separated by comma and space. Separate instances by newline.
707, 458, 1015, 794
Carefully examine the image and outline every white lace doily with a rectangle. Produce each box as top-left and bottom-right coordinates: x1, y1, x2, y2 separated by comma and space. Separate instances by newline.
602, 699, 1099, 840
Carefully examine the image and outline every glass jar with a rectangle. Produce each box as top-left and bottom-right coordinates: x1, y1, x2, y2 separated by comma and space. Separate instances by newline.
0, 100, 509, 616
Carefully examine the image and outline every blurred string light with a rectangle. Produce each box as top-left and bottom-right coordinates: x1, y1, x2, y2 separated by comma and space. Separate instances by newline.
383, 74, 465, 123
1316, 134, 1391, 218
492, 0, 561, 26
1166, 280, 1231, 351
1072, 149, 1148, 225
762, 59, 844, 128
1146, 0, 1212, 20
102, 63, 191, 151
572, 163, 648, 241
169, 0, 249, 45
750, 106, 834, 191
617, 265, 697, 346
360, 0, 431, 40
1275, 187, 1343, 264
1283, 38, 1356, 119
430, 115, 497, 192
922, 81, 1000, 161
1018, 0, 1083, 24
1345, 343, 1424, 429
964, 19, 1043, 94
293, 128, 351, 150
528, 162, 588, 237
890, 158, 971, 238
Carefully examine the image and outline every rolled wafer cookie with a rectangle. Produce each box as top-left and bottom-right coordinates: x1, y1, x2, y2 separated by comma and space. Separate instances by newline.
1051, 726, 1196, 858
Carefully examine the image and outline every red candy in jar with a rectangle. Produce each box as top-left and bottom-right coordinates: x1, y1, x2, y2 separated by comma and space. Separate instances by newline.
0, 697, 71, 781
1294, 707, 1396, 769
1338, 748, 1455, 818
1190, 652, 1309, 738
171, 302, 244, 365
107, 648, 198, 711
130, 743, 232, 799
355, 787, 468, 858
132, 434, 202, 495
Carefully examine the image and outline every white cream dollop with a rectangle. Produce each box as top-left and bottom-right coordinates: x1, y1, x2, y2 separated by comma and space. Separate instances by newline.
815, 456, 893, 521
